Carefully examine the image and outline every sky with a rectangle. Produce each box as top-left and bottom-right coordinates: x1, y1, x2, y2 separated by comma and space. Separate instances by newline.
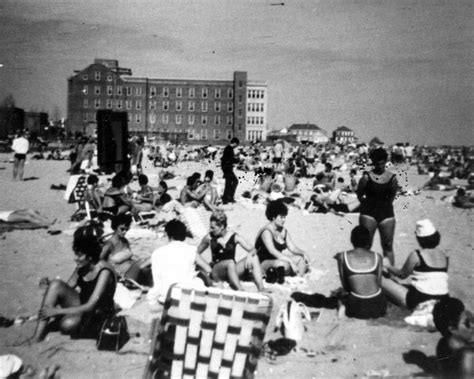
0, 0, 473, 145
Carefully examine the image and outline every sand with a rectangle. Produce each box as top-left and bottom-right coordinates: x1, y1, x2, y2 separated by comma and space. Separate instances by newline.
0, 153, 472, 378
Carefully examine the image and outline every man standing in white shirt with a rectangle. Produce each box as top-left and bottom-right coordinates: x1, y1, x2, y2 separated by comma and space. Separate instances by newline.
147, 219, 212, 307
11, 129, 29, 181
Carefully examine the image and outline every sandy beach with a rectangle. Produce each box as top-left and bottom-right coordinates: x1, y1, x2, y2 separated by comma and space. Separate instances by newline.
0, 153, 472, 378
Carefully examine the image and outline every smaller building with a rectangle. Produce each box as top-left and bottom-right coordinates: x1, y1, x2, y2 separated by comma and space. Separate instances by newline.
287, 123, 329, 144
332, 126, 356, 144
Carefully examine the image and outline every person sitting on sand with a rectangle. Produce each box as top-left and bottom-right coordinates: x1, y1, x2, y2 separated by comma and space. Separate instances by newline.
382, 219, 449, 310
335, 225, 387, 319
153, 180, 172, 210
453, 188, 474, 209
196, 211, 266, 292
84, 175, 103, 216
421, 168, 456, 191
102, 173, 134, 218
179, 174, 206, 208
432, 297, 474, 378
34, 225, 116, 342
147, 219, 212, 306
131, 174, 155, 215
0, 209, 55, 228
195, 170, 219, 212
100, 213, 151, 285
255, 200, 309, 283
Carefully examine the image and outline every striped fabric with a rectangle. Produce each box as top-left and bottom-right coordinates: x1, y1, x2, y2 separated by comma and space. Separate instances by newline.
144, 285, 272, 379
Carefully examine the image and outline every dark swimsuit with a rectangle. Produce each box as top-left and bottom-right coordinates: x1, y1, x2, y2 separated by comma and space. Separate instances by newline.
342, 252, 387, 319
255, 227, 287, 263
359, 172, 397, 223
210, 233, 237, 263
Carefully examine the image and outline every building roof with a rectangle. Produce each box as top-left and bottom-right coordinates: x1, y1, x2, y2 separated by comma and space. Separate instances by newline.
288, 123, 325, 132
334, 126, 353, 132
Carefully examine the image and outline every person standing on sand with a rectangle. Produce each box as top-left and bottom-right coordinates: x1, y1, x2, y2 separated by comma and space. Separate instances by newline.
221, 137, 240, 204
12, 129, 29, 181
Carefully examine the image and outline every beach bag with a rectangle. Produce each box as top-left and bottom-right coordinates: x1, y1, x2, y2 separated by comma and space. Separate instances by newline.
275, 300, 311, 341
96, 315, 129, 352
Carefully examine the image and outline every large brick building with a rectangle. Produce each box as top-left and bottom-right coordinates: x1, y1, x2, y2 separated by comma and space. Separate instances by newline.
67, 59, 268, 144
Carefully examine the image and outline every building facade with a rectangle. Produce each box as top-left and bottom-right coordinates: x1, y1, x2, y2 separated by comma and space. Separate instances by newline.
67, 59, 268, 144
332, 126, 356, 144
287, 123, 329, 144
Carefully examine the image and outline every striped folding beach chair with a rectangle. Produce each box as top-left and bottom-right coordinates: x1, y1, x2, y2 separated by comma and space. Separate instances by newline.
143, 285, 273, 379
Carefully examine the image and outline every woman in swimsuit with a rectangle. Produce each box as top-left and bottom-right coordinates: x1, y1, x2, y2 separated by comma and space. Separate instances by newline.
357, 148, 398, 265
382, 219, 449, 310
196, 211, 265, 291
100, 213, 151, 285
34, 225, 116, 342
335, 225, 387, 319
255, 200, 309, 283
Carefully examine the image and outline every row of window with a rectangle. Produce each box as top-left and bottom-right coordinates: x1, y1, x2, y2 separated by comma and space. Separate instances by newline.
296, 130, 324, 135
247, 130, 264, 141
187, 129, 233, 141
247, 90, 265, 99
83, 99, 236, 113
247, 103, 265, 112
246, 116, 265, 125
81, 83, 234, 99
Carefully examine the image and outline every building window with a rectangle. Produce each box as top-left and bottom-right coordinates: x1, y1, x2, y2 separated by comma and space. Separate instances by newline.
136, 87, 142, 96
238, 81, 243, 88
163, 114, 169, 124
95, 71, 100, 81
238, 109, 243, 117
214, 102, 221, 112
150, 101, 156, 110
227, 116, 233, 126
107, 75, 113, 82
228, 89, 233, 99
125, 100, 132, 110
201, 102, 208, 112
214, 115, 220, 125
189, 87, 195, 98
176, 115, 182, 125
188, 114, 194, 125
163, 101, 169, 111
227, 130, 233, 139
201, 129, 207, 140
107, 86, 113, 95
163, 87, 169, 97
136, 114, 141, 123
150, 86, 156, 96
117, 86, 123, 96
83, 99, 89, 109
82, 74, 88, 80
117, 100, 122, 109
136, 100, 142, 110
149, 113, 156, 124
188, 129, 194, 139
127, 87, 132, 96
94, 86, 100, 95
201, 115, 207, 125
83, 113, 88, 122
83, 85, 88, 95
94, 99, 101, 108
176, 101, 182, 111
247, 104, 252, 112
215, 89, 221, 99
261, 90, 264, 99
107, 99, 113, 109
214, 129, 220, 140
227, 103, 233, 112
176, 87, 182, 98
202, 88, 208, 98
238, 94, 243, 103
188, 101, 195, 112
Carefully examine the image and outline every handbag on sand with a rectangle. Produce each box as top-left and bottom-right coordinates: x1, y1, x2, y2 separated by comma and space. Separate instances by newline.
96, 315, 129, 351
275, 300, 311, 341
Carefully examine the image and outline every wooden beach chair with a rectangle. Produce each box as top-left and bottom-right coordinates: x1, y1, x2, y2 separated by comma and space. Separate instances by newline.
143, 284, 273, 379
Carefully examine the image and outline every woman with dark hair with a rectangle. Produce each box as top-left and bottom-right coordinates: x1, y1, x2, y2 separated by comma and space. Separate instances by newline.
255, 200, 309, 283
382, 219, 449, 310
196, 211, 265, 291
33, 226, 116, 342
102, 173, 133, 217
179, 174, 206, 207
357, 147, 398, 265
335, 225, 387, 319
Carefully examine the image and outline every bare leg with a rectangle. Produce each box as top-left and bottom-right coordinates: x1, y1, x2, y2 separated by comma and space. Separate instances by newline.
13, 157, 19, 180
236, 255, 265, 291
379, 217, 396, 265
9, 209, 53, 227
211, 260, 243, 291
17, 158, 25, 181
34, 279, 81, 342
359, 214, 378, 249
381, 277, 408, 308
290, 255, 307, 276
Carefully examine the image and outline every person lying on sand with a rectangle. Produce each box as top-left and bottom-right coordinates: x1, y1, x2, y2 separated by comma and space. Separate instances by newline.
0, 209, 55, 228
33, 225, 116, 342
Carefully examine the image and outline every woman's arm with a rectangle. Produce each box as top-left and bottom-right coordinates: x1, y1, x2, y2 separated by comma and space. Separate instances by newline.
336, 252, 350, 292
384, 251, 419, 279
234, 233, 256, 255
356, 173, 369, 202
100, 240, 114, 261
66, 269, 79, 288
195, 254, 212, 275
285, 231, 308, 259
196, 236, 211, 256
42, 270, 113, 318
261, 230, 294, 264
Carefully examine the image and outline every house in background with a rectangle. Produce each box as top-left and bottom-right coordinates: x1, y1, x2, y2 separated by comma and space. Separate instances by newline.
332, 126, 356, 144
287, 123, 329, 144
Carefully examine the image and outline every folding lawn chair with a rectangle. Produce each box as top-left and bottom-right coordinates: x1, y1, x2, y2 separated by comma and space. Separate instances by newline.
143, 284, 273, 379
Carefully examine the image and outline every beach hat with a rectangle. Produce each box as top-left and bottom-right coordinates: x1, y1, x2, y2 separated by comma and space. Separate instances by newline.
415, 219, 436, 237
